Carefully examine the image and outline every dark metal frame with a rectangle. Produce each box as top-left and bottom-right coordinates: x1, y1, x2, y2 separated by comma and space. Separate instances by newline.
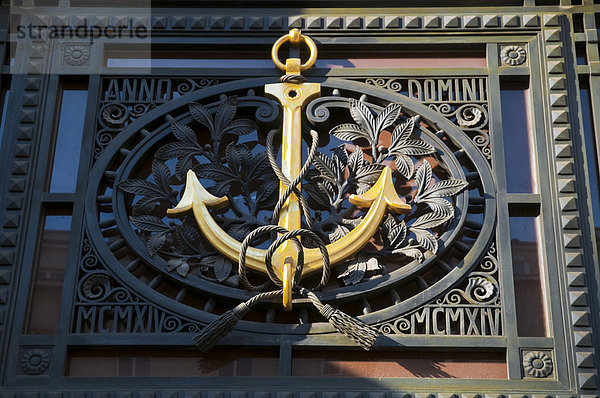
0, 2, 598, 396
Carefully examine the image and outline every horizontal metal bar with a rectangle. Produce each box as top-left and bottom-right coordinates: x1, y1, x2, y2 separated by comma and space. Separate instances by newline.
577, 65, 590, 75
66, 333, 507, 348
40, 192, 78, 204
506, 193, 542, 203
518, 336, 555, 349
98, 66, 489, 77
4, 374, 568, 392
498, 66, 530, 75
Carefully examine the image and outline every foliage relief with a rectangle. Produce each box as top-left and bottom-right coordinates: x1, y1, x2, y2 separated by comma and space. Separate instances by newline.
118, 96, 468, 287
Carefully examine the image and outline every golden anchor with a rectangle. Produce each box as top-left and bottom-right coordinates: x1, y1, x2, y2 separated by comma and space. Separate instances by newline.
168, 29, 412, 311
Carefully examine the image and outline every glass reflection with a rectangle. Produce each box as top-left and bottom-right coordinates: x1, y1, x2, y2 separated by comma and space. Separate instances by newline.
67, 350, 278, 377
292, 351, 507, 379
49, 88, 88, 192
580, 85, 600, 258
26, 213, 72, 334
501, 83, 537, 193
0, 89, 10, 152
510, 214, 547, 337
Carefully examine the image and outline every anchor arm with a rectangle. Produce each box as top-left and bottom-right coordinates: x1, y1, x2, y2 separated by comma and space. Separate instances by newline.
168, 170, 267, 272
296, 166, 412, 274
169, 166, 411, 277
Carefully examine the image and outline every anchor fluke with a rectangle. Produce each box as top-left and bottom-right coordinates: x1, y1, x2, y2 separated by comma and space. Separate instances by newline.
168, 170, 268, 273
168, 170, 229, 214
349, 166, 413, 214
299, 166, 412, 269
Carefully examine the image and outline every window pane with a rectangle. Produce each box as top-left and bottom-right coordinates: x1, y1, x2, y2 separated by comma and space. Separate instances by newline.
580, 83, 600, 258
26, 211, 72, 334
0, 89, 10, 152
510, 212, 547, 337
67, 349, 278, 377
106, 51, 486, 69
48, 86, 88, 192
292, 351, 506, 379
501, 82, 537, 193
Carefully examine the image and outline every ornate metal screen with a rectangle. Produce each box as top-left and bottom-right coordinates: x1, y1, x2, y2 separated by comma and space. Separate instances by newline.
0, 2, 599, 397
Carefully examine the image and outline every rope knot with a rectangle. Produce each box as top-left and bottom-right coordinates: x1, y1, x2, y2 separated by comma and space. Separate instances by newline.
232, 302, 250, 318
320, 304, 335, 319
280, 74, 307, 84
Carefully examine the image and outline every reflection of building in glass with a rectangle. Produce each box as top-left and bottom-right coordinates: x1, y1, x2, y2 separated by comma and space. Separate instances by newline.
510, 237, 546, 337
28, 230, 69, 334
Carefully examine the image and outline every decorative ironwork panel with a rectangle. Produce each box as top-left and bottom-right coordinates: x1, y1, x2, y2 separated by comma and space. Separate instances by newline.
0, 4, 598, 397
79, 76, 495, 342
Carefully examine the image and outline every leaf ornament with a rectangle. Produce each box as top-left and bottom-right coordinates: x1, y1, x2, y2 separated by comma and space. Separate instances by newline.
329, 123, 370, 143
201, 255, 234, 282
194, 143, 274, 196
413, 159, 469, 219
387, 115, 436, 180
349, 98, 377, 142
330, 100, 403, 149
118, 160, 178, 212
167, 259, 190, 277
382, 215, 408, 250
347, 148, 365, 174
405, 160, 469, 254
190, 96, 256, 140
130, 215, 174, 255
338, 255, 382, 286
159, 97, 256, 179
374, 102, 402, 137
175, 219, 204, 253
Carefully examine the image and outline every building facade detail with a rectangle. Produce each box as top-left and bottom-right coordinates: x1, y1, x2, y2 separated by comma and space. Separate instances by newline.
0, 3, 598, 397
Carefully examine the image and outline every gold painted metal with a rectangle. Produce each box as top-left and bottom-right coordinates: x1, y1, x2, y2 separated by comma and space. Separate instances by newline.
169, 167, 411, 275
264, 80, 320, 311
168, 171, 266, 271
271, 28, 317, 72
282, 257, 294, 312
169, 30, 412, 311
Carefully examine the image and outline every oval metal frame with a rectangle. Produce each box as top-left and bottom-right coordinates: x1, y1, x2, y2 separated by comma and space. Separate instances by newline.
86, 77, 496, 335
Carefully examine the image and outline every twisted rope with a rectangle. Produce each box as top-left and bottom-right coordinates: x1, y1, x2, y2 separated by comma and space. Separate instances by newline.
280, 74, 307, 83
267, 129, 319, 231
264, 229, 330, 291
238, 225, 303, 291
298, 288, 379, 350
193, 289, 282, 352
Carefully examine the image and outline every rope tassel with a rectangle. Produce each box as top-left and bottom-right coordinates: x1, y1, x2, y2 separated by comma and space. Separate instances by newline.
302, 289, 379, 350
193, 302, 250, 352
193, 290, 282, 352
319, 304, 379, 350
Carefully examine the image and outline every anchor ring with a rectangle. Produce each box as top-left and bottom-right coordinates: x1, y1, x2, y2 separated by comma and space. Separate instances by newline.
271, 28, 318, 72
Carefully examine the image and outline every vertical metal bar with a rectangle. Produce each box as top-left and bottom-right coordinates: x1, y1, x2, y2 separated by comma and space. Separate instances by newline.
3, 73, 60, 382
0, 73, 25, 385
528, 34, 570, 385
487, 42, 521, 380
51, 74, 100, 379
585, 11, 600, 217
278, 338, 292, 376
578, 11, 600, 368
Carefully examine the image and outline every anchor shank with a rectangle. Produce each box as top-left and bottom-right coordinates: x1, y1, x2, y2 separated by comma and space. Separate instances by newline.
265, 82, 321, 258
265, 81, 320, 310
279, 102, 303, 234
